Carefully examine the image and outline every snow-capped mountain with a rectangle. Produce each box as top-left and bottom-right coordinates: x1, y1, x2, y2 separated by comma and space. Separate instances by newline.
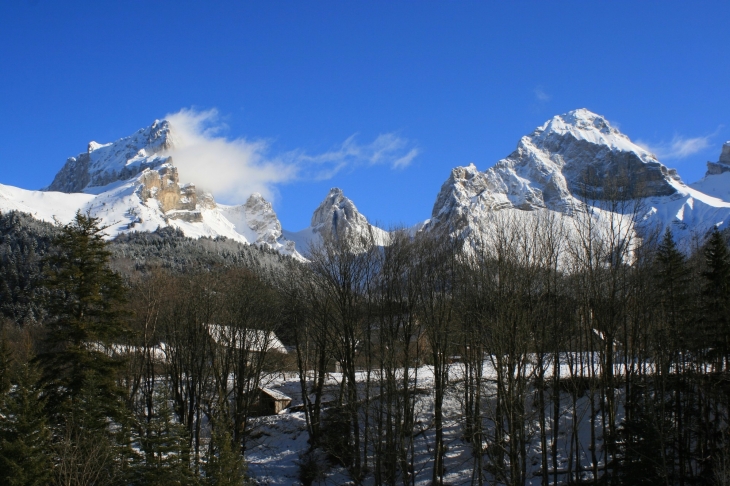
425, 109, 730, 245
219, 194, 297, 255
2, 109, 728, 262
46, 120, 173, 194
283, 187, 388, 256
0, 120, 304, 259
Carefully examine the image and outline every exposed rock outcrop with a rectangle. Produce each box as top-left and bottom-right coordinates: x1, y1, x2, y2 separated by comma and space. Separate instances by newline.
706, 142, 730, 175
136, 165, 200, 221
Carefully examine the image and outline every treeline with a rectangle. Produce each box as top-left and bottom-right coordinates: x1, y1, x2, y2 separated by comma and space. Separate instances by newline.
0, 211, 290, 325
3, 205, 730, 485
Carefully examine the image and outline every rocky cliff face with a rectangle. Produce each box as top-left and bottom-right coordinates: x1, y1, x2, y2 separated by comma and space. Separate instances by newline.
283, 188, 389, 255
31, 119, 304, 258
311, 188, 371, 236
136, 165, 202, 222
705, 142, 730, 176
46, 120, 172, 193
425, 109, 729, 243
310, 188, 389, 244
219, 194, 297, 255
484, 109, 680, 211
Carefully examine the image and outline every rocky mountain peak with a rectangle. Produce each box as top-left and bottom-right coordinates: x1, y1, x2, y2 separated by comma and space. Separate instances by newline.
310, 187, 369, 233
722, 142, 730, 165
704, 142, 730, 176
536, 109, 621, 141
426, 109, 689, 238
243, 193, 283, 235
46, 119, 173, 193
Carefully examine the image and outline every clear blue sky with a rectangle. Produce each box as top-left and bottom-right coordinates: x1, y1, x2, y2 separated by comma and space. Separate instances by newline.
1, 1, 728, 230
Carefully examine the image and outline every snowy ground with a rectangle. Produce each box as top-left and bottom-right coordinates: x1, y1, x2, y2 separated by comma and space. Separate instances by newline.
245, 361, 618, 486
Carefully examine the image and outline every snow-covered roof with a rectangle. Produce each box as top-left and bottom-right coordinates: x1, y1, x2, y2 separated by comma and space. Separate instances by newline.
260, 387, 292, 402
207, 324, 287, 354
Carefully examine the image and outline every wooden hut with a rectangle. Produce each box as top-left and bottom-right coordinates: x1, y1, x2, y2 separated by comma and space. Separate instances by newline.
255, 387, 292, 415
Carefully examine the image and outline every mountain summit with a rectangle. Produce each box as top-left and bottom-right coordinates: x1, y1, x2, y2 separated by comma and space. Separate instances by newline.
46, 120, 173, 193
2, 120, 304, 259
283, 188, 388, 255
427, 109, 729, 242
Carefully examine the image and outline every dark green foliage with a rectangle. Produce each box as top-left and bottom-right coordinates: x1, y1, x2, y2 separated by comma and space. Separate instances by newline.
51, 411, 119, 486
0, 210, 296, 325
205, 408, 249, 486
36, 211, 129, 415
137, 388, 198, 486
653, 228, 693, 358
320, 405, 354, 468
110, 225, 293, 277
614, 399, 673, 486
0, 211, 58, 324
0, 361, 52, 486
0, 329, 12, 397
702, 228, 730, 360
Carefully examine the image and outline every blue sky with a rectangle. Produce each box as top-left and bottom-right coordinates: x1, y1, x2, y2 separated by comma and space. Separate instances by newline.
1, 1, 728, 230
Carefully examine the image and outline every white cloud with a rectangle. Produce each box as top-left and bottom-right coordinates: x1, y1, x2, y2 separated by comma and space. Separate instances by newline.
636, 133, 713, 160
164, 108, 419, 203
165, 108, 295, 203
534, 87, 551, 103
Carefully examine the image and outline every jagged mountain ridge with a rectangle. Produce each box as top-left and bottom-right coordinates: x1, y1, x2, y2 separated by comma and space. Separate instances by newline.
1, 119, 304, 259
426, 109, 730, 244
2, 118, 387, 260
1, 109, 728, 260
47, 120, 173, 193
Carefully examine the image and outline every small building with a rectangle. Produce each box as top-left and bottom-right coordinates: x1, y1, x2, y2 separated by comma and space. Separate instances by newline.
255, 387, 292, 415
207, 325, 288, 354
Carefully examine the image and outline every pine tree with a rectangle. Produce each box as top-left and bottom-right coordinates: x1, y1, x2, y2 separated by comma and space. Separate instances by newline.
138, 387, 198, 485
205, 404, 249, 486
0, 328, 12, 399
36, 211, 129, 417
0, 361, 52, 486
701, 228, 730, 367
654, 228, 693, 356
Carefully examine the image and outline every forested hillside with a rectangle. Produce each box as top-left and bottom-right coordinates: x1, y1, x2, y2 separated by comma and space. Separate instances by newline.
0, 211, 293, 325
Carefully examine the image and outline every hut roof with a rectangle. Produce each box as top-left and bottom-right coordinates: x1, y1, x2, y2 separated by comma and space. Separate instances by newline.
260, 387, 292, 402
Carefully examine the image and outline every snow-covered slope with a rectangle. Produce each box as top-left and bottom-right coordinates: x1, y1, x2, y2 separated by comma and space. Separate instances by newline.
1, 121, 303, 259
426, 109, 730, 245
219, 194, 297, 255
283, 188, 388, 256
0, 183, 95, 224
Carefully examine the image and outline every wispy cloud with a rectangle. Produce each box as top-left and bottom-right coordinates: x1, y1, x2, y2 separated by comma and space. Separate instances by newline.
636, 132, 715, 160
534, 86, 551, 103
164, 108, 419, 203
294, 132, 421, 180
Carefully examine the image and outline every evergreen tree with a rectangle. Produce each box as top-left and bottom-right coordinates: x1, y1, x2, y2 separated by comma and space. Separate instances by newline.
656, 228, 692, 329
205, 404, 249, 486
0, 361, 52, 486
36, 211, 129, 417
701, 228, 730, 367
138, 387, 198, 485
0, 328, 12, 399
